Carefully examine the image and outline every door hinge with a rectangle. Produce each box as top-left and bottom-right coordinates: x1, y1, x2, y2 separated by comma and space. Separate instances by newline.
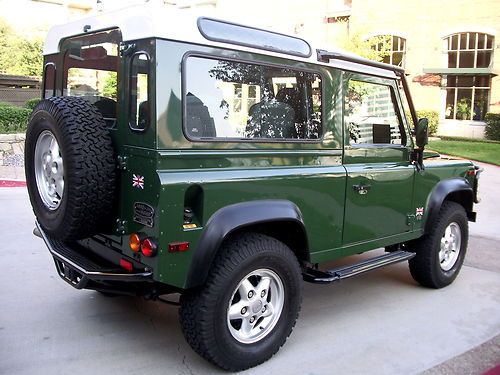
116, 219, 128, 235
117, 155, 128, 170
406, 214, 416, 226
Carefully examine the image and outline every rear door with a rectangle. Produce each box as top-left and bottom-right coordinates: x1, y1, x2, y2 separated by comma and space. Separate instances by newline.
342, 73, 415, 245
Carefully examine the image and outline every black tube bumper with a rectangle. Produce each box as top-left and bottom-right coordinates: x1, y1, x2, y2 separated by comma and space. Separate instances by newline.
35, 221, 153, 290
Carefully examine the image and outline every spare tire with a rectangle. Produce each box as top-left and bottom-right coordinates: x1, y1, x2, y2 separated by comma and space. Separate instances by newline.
25, 96, 116, 241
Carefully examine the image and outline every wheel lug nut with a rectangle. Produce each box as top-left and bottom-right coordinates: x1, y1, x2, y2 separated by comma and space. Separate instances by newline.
241, 307, 247, 314
248, 291, 254, 298
249, 316, 255, 323
262, 306, 266, 313
261, 290, 266, 298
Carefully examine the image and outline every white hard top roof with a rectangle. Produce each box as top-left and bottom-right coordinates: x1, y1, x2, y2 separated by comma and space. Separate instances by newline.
44, 3, 398, 79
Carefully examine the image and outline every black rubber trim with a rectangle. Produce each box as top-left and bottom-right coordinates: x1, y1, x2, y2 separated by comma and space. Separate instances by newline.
424, 178, 474, 232
185, 199, 308, 288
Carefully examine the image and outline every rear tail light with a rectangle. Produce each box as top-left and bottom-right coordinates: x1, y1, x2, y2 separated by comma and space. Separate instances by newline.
120, 258, 133, 272
141, 238, 157, 257
168, 242, 190, 253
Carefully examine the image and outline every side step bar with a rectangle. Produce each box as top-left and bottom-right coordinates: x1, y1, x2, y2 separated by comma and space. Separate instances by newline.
303, 250, 415, 284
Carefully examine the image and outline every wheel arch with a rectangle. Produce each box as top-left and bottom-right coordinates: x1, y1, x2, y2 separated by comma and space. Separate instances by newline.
184, 200, 309, 289
424, 177, 475, 234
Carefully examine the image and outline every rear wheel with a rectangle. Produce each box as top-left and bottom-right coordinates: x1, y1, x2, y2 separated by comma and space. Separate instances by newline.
409, 201, 468, 288
179, 233, 302, 371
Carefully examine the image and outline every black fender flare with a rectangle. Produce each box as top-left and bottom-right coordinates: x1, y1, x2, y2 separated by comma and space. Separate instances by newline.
185, 199, 308, 288
423, 177, 474, 233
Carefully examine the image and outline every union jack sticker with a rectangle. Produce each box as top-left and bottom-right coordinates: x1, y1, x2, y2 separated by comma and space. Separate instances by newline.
132, 174, 145, 189
416, 207, 424, 219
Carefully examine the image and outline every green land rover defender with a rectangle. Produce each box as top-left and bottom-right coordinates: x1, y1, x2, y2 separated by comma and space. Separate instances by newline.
25, 5, 481, 371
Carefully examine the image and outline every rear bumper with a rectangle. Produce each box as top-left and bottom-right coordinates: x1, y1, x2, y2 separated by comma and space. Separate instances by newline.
35, 221, 153, 290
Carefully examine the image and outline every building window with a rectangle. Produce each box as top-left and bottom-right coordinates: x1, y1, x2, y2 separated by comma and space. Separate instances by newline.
444, 32, 494, 120
371, 35, 406, 67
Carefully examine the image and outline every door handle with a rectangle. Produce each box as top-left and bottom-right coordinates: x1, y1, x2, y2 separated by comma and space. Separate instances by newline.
353, 184, 371, 195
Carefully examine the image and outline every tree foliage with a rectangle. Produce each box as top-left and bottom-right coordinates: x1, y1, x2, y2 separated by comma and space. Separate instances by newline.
339, 33, 391, 61
0, 18, 43, 77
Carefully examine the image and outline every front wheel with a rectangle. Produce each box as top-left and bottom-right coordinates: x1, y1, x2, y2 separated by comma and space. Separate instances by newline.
409, 201, 468, 288
179, 233, 302, 371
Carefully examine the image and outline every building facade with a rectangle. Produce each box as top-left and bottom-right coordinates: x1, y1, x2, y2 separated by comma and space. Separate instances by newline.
177, 0, 500, 138
3, 0, 498, 137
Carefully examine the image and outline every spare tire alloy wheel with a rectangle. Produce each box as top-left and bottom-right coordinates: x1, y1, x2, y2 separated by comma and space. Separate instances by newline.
25, 97, 116, 241
34, 130, 64, 210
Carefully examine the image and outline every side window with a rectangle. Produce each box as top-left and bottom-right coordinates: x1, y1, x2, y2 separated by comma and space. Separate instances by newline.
130, 53, 150, 131
345, 80, 405, 145
184, 56, 322, 141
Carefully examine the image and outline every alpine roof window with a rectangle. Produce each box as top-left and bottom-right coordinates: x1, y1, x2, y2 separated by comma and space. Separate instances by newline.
198, 18, 312, 58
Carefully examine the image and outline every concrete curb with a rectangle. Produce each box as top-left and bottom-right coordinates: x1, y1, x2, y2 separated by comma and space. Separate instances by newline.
0, 179, 27, 187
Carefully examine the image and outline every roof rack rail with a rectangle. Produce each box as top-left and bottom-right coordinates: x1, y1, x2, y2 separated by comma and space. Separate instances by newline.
316, 49, 405, 74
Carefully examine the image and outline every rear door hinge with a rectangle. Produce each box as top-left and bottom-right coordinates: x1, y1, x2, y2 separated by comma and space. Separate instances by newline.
116, 219, 128, 235
117, 155, 128, 170
406, 214, 416, 226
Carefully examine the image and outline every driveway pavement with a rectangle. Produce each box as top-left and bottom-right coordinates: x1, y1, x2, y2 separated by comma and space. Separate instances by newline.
0, 162, 499, 375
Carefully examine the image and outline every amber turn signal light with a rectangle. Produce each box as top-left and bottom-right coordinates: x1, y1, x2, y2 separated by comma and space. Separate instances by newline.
129, 233, 141, 252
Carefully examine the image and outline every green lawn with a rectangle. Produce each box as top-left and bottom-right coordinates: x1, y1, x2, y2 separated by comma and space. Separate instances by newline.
428, 139, 500, 166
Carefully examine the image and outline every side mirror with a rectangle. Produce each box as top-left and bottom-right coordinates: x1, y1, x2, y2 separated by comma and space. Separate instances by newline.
416, 118, 429, 148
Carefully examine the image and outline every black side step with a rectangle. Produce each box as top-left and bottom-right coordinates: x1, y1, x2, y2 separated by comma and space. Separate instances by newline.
303, 250, 415, 284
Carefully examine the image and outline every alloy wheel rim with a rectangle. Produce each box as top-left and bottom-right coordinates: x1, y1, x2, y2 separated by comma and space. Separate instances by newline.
439, 222, 461, 271
34, 130, 64, 210
226, 268, 284, 344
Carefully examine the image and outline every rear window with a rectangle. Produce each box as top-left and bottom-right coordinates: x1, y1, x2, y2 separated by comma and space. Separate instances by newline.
61, 29, 121, 128
183, 56, 322, 141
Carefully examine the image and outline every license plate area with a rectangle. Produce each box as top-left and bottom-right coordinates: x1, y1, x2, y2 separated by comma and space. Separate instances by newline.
54, 258, 87, 289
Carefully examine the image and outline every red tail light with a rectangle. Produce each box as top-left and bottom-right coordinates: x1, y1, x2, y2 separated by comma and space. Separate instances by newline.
119, 258, 133, 272
141, 238, 157, 257
168, 242, 190, 253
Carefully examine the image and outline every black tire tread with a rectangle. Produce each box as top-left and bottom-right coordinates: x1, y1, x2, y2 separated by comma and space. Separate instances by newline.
409, 201, 468, 288
179, 233, 302, 371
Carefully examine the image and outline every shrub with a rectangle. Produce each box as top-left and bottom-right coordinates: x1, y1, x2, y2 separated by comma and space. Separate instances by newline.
485, 113, 500, 141
416, 110, 439, 136
24, 97, 41, 110
0, 104, 31, 133
405, 109, 439, 136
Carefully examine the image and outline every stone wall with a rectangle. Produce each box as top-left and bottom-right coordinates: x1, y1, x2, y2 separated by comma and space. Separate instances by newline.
0, 133, 25, 167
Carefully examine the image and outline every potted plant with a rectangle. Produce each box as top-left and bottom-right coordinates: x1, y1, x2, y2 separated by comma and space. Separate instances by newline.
456, 98, 471, 120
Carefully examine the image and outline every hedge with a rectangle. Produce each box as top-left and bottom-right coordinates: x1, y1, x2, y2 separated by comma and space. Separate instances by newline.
416, 110, 439, 136
405, 109, 439, 136
24, 98, 41, 111
0, 103, 31, 134
485, 113, 500, 141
